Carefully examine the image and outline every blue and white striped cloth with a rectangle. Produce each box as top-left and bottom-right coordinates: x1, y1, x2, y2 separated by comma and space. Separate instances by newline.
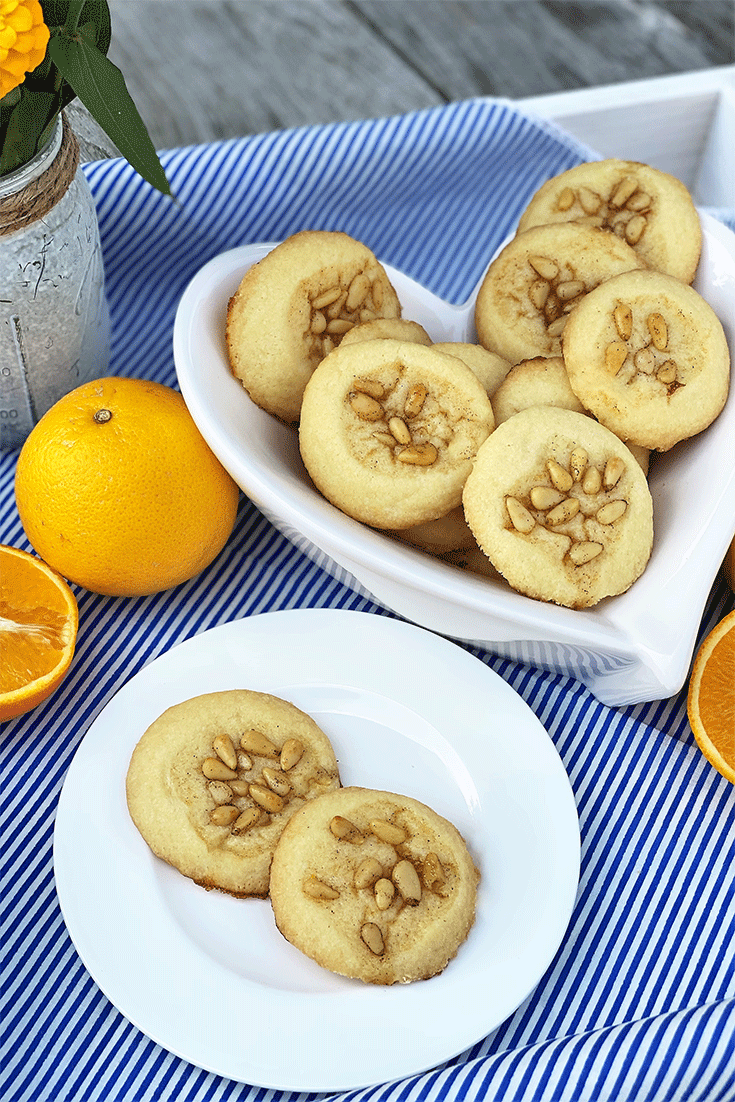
1, 98, 733, 1102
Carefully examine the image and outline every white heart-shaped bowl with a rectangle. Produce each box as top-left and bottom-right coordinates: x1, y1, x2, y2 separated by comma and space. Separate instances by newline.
174, 214, 735, 706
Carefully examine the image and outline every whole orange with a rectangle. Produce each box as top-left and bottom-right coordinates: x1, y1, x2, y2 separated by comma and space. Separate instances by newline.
14, 377, 240, 596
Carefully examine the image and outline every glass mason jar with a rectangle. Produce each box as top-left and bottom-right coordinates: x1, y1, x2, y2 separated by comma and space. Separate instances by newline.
0, 113, 110, 449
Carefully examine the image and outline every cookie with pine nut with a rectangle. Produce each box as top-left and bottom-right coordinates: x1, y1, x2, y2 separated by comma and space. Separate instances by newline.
474, 223, 645, 365
431, 342, 512, 400
226, 230, 402, 424
391, 504, 477, 553
516, 159, 702, 284
269, 786, 480, 985
562, 269, 730, 452
462, 407, 654, 609
299, 339, 495, 530
125, 689, 341, 898
339, 317, 432, 347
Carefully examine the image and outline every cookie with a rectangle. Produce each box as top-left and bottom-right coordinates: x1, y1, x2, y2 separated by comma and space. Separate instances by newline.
340, 317, 432, 347
516, 158, 702, 283
299, 339, 495, 529
491, 356, 586, 425
462, 407, 654, 609
226, 230, 402, 423
562, 269, 730, 451
269, 786, 480, 985
432, 342, 512, 399
392, 504, 476, 553
474, 223, 645, 365
126, 689, 341, 897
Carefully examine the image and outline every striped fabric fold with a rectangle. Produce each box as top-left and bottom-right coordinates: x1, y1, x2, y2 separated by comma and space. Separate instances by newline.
1, 99, 733, 1102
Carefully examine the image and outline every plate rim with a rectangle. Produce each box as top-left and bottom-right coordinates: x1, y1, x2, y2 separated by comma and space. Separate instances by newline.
53, 608, 581, 1091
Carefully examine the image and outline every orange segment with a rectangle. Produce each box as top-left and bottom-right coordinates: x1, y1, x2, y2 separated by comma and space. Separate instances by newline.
0, 545, 78, 721
687, 610, 735, 784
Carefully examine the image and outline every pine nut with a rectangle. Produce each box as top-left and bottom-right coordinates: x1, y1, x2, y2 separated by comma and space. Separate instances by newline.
388, 416, 412, 445
392, 859, 422, 904
578, 186, 602, 214
371, 279, 384, 309
329, 815, 364, 843
530, 486, 565, 510
570, 447, 588, 481
568, 541, 603, 565
404, 383, 428, 418
423, 852, 445, 892
396, 442, 438, 466
546, 316, 567, 338
369, 819, 408, 845
582, 466, 602, 495
603, 456, 625, 488
353, 377, 385, 399
547, 459, 574, 492
232, 807, 261, 834
374, 878, 395, 910
237, 749, 253, 771
557, 186, 575, 211
610, 176, 638, 207
529, 255, 559, 281
213, 733, 238, 771
326, 318, 354, 336
529, 279, 550, 310
310, 311, 327, 335
605, 340, 628, 375
657, 360, 677, 384
647, 312, 668, 351
202, 757, 237, 781
303, 876, 340, 901
556, 279, 585, 301
350, 392, 384, 421
596, 499, 627, 524
280, 738, 304, 771
262, 767, 291, 797
230, 779, 251, 796
312, 287, 342, 310
625, 215, 646, 245
546, 498, 580, 525
249, 784, 285, 813
613, 303, 633, 341
354, 857, 382, 890
373, 431, 397, 447
361, 922, 384, 955
626, 191, 651, 211
210, 805, 240, 826
346, 272, 370, 311
326, 292, 347, 318
322, 335, 335, 357
506, 496, 535, 533
208, 781, 234, 805
240, 729, 279, 758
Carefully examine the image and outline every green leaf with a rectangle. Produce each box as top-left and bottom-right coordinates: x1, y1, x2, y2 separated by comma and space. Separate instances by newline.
0, 92, 57, 176
47, 33, 172, 197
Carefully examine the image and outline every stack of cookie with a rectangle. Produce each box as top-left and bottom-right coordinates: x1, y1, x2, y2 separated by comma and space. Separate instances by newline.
224, 166, 730, 610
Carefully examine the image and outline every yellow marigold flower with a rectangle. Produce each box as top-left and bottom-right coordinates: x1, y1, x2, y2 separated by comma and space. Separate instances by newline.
0, 0, 49, 99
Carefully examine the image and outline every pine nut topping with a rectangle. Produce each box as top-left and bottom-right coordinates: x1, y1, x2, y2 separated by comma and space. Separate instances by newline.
249, 784, 285, 813
625, 215, 646, 245
369, 819, 408, 845
647, 312, 668, 350
310, 311, 327, 335
361, 922, 384, 955
262, 767, 291, 797
603, 456, 626, 488
423, 852, 446, 892
374, 878, 396, 910
546, 316, 567, 338
626, 191, 651, 211
570, 447, 588, 481
210, 805, 240, 827
396, 442, 438, 466
596, 499, 628, 524
578, 186, 602, 214
326, 292, 347, 319
403, 383, 428, 418
529, 279, 550, 310
529, 255, 559, 281
392, 859, 422, 904
240, 729, 279, 758
349, 392, 384, 421
613, 303, 633, 341
229, 779, 251, 797
371, 279, 384, 309
208, 781, 234, 804
547, 459, 574, 492
605, 340, 628, 375
312, 287, 342, 311
353, 377, 385, 399
556, 279, 585, 301
326, 318, 354, 336
568, 541, 604, 565
557, 186, 575, 211
329, 815, 364, 843
546, 498, 580, 526
354, 857, 383, 890
280, 738, 304, 771
530, 486, 565, 510
388, 416, 412, 445
582, 466, 602, 495
657, 360, 677, 384
213, 733, 238, 771
202, 757, 238, 781
237, 750, 253, 772
506, 496, 535, 533
346, 272, 370, 311
232, 807, 261, 834
304, 876, 340, 901
611, 176, 638, 207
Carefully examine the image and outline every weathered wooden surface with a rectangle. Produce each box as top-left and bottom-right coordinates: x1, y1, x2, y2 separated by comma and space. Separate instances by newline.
72, 0, 734, 161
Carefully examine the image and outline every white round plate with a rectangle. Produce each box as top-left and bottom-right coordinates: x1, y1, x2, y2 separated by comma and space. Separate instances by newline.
54, 610, 580, 1092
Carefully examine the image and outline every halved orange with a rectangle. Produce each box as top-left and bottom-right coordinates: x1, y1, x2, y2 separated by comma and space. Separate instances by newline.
687, 610, 735, 784
0, 545, 78, 721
